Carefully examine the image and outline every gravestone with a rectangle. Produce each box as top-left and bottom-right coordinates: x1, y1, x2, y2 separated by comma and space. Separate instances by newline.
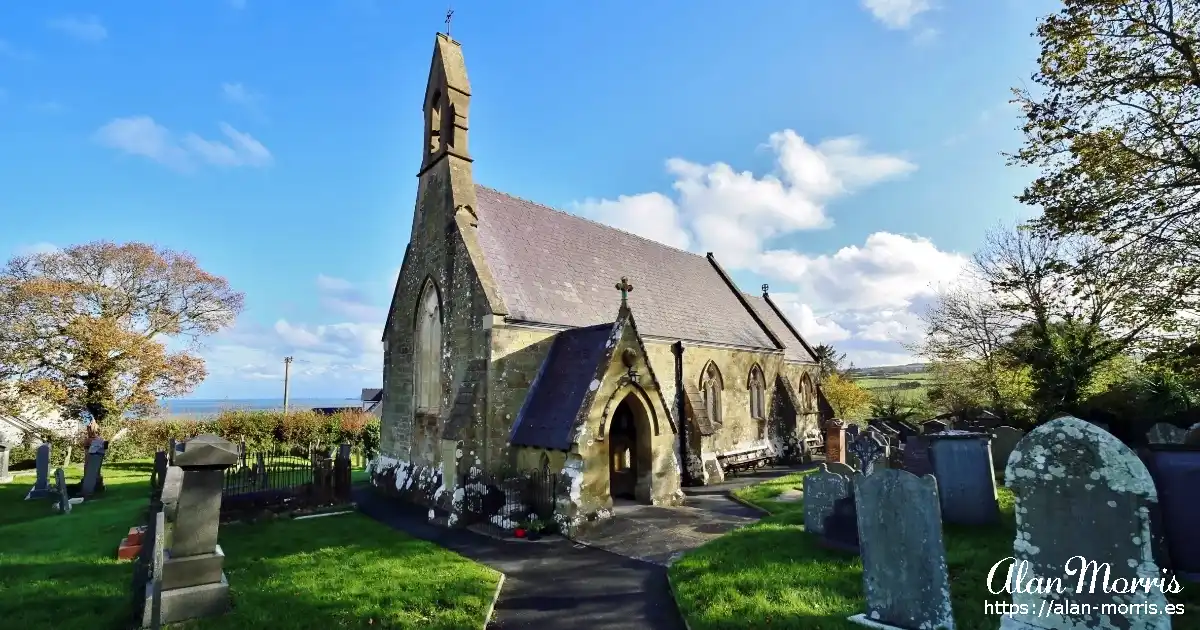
1140, 444, 1200, 580
844, 424, 861, 442
1187, 423, 1200, 446
1147, 422, 1186, 445
158, 434, 238, 625
1000, 415, 1170, 630
989, 427, 1025, 480
826, 421, 846, 466
168, 438, 178, 465
824, 461, 855, 477
848, 433, 885, 476
161, 466, 183, 523
24, 442, 52, 499
80, 438, 108, 497
928, 431, 999, 525
903, 435, 933, 477
849, 469, 953, 630
802, 463, 852, 536
54, 467, 71, 514
140, 510, 166, 629
0, 443, 11, 484
922, 419, 948, 435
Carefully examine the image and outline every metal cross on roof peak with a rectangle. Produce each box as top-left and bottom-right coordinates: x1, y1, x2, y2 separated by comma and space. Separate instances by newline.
615, 276, 634, 307
445, 8, 454, 36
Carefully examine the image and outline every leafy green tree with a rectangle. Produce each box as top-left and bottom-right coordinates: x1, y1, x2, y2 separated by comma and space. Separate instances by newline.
1011, 0, 1200, 335
821, 372, 872, 420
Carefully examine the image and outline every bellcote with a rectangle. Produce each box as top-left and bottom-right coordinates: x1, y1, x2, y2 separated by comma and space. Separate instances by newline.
420, 33, 472, 174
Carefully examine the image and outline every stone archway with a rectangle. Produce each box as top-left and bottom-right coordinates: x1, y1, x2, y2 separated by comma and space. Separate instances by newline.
606, 392, 655, 504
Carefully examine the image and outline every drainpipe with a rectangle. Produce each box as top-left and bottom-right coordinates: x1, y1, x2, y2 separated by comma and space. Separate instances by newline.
672, 341, 692, 487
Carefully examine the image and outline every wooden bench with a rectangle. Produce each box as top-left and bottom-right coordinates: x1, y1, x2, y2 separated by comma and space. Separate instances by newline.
717, 443, 775, 474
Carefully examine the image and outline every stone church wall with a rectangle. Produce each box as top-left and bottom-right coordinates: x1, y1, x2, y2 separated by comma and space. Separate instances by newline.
486, 324, 558, 467
373, 161, 494, 510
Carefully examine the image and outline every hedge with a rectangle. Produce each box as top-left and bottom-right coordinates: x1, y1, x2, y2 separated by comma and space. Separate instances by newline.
6, 409, 381, 467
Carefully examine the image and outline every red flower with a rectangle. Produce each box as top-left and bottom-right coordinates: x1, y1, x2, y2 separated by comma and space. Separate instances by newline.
514, 528, 526, 538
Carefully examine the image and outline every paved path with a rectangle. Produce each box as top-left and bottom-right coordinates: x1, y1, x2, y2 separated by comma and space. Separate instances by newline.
355, 488, 687, 630
354, 464, 814, 629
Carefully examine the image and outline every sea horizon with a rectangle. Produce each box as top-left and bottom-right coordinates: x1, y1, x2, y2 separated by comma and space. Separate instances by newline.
156, 397, 364, 417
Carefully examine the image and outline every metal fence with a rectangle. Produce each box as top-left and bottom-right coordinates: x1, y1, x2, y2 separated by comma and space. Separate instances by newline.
458, 465, 561, 531
220, 444, 353, 517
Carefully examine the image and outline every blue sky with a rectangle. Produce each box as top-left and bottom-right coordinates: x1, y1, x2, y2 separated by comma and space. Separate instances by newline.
0, 0, 1054, 399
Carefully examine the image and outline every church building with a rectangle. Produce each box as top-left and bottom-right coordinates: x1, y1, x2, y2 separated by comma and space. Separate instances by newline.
370, 33, 831, 531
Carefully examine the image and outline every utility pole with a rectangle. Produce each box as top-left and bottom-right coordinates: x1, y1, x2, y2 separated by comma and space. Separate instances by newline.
282, 356, 294, 415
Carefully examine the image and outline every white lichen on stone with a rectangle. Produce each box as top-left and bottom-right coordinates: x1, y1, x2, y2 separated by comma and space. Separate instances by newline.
588, 379, 600, 392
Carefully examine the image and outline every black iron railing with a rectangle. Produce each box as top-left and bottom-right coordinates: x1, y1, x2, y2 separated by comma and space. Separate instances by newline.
458, 466, 561, 531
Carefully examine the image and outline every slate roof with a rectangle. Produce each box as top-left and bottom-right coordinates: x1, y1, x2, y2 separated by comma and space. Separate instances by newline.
743, 295, 818, 363
474, 186, 779, 350
360, 388, 383, 403
509, 323, 614, 451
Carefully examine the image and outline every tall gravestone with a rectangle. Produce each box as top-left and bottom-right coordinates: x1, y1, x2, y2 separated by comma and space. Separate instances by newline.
826, 420, 846, 466
1001, 416, 1171, 630
1139, 444, 1200, 581
849, 469, 954, 630
25, 442, 51, 499
803, 463, 852, 536
989, 427, 1025, 481
158, 434, 238, 625
81, 438, 108, 497
0, 443, 12, 484
1147, 422, 1186, 445
928, 431, 999, 525
903, 435, 933, 477
54, 467, 71, 514
844, 423, 861, 443
922, 419, 947, 435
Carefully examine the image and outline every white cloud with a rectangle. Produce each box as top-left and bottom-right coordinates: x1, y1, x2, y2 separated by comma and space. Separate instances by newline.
48, 16, 108, 42
221, 82, 262, 110
862, 0, 932, 30
573, 129, 963, 367
14, 242, 61, 256
196, 274, 388, 395
94, 116, 272, 171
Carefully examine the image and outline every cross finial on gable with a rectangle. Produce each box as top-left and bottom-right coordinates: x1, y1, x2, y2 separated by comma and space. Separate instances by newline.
762, 284, 769, 295
615, 276, 634, 308
445, 7, 454, 36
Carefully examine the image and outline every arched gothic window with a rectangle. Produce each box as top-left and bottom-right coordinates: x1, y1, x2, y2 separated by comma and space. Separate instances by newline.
701, 362, 724, 427
748, 365, 766, 420
798, 373, 816, 413
414, 280, 443, 412
427, 90, 443, 155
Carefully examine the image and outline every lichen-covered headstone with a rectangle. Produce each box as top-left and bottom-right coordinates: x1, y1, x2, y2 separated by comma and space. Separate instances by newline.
1001, 416, 1171, 630
989, 427, 1025, 480
803, 463, 852, 536
848, 433, 885, 476
928, 431, 999, 525
849, 469, 954, 630
824, 461, 855, 477
80, 438, 108, 497
1147, 422, 1186, 445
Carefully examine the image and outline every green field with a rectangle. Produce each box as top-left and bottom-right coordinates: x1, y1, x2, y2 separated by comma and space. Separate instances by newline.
849, 368, 934, 415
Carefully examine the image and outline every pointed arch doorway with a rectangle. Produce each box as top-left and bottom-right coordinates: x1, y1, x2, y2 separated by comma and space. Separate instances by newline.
607, 391, 654, 504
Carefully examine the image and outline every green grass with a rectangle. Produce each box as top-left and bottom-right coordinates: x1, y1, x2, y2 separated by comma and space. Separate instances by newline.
669, 470, 1200, 630
0, 461, 500, 629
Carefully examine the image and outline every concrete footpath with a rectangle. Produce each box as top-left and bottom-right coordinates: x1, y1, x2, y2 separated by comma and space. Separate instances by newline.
353, 465, 811, 629
355, 488, 687, 630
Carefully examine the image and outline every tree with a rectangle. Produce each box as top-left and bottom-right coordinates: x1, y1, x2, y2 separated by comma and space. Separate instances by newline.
0, 242, 244, 426
821, 372, 872, 420
1011, 0, 1200, 331
974, 226, 1169, 419
812, 343, 847, 378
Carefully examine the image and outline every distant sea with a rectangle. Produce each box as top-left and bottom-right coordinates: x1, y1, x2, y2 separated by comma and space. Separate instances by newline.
157, 398, 361, 418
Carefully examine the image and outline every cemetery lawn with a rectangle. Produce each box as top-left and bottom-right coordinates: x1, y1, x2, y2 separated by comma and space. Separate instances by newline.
0, 460, 501, 630
669, 469, 1200, 630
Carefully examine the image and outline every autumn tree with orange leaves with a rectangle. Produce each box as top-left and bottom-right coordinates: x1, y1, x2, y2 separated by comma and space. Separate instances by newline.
0, 242, 244, 426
